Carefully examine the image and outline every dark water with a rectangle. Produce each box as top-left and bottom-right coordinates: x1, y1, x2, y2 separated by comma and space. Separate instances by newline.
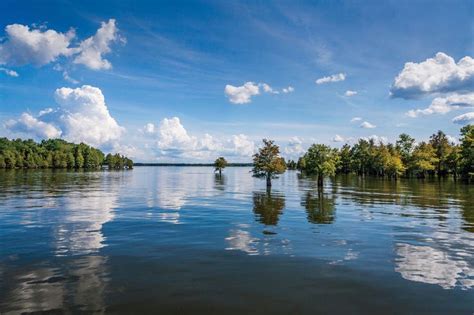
0, 167, 473, 314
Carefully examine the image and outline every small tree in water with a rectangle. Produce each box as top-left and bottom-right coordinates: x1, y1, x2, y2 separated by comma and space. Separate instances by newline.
214, 157, 228, 176
303, 144, 339, 187
252, 139, 286, 187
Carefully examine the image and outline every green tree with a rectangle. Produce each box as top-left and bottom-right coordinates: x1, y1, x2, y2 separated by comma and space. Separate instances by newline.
303, 144, 340, 187
459, 124, 474, 181
410, 142, 438, 178
252, 139, 286, 187
214, 157, 228, 176
337, 144, 352, 174
429, 130, 451, 177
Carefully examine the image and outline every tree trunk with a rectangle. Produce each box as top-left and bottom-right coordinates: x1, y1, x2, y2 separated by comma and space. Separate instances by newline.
266, 175, 272, 188
317, 175, 323, 187
219, 169, 222, 176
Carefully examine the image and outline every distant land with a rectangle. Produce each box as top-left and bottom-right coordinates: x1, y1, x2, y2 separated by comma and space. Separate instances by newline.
134, 163, 253, 167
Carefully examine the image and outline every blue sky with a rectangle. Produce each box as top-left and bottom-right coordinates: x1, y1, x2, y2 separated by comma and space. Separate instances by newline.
0, 0, 473, 162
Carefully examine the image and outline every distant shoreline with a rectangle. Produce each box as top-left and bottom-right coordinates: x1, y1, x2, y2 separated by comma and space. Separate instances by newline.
133, 163, 253, 167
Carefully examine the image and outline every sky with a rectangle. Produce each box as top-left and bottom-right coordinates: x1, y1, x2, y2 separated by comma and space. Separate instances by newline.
0, 0, 473, 162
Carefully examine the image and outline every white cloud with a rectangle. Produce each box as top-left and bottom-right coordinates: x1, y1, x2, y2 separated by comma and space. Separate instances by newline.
157, 117, 196, 151
361, 135, 388, 144
406, 93, 474, 117
0, 19, 123, 71
224, 82, 260, 104
73, 19, 123, 70
0, 67, 19, 77
5, 112, 62, 139
333, 134, 345, 142
142, 123, 156, 135
446, 135, 458, 144
452, 112, 474, 125
391, 52, 474, 99
0, 23, 75, 66
345, 90, 357, 97
360, 121, 376, 129
315, 73, 346, 85
228, 134, 255, 157
6, 85, 124, 147
225, 82, 293, 104
151, 117, 255, 160
260, 83, 279, 94
62, 70, 79, 84
350, 117, 362, 123
284, 136, 305, 157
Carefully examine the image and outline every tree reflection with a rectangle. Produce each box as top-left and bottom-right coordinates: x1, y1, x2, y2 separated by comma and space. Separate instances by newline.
252, 189, 285, 226
301, 187, 336, 224
214, 173, 226, 191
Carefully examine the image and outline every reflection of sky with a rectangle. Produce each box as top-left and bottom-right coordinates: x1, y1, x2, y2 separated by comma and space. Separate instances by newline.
395, 243, 473, 290
1, 166, 473, 312
4, 255, 108, 313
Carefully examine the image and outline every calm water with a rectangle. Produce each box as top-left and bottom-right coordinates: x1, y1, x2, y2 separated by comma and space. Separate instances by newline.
0, 167, 473, 314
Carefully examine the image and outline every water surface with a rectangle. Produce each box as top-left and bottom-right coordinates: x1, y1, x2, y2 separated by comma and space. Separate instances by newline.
0, 167, 473, 314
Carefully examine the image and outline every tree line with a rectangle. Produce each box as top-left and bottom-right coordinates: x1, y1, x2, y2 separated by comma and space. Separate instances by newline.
0, 138, 133, 170
215, 125, 474, 187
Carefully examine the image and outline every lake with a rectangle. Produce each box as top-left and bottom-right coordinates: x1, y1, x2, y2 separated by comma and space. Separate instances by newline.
0, 166, 473, 314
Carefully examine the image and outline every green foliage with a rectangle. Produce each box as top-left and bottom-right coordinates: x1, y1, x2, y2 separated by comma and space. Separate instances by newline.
291, 125, 473, 181
105, 153, 134, 170
459, 124, 474, 181
0, 138, 133, 170
286, 159, 297, 170
214, 157, 228, 174
302, 144, 340, 185
429, 130, 451, 176
252, 139, 286, 186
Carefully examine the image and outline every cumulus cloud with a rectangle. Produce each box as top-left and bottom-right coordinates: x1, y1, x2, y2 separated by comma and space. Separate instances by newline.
224, 82, 294, 104
360, 121, 376, 129
345, 90, 357, 97
149, 117, 255, 160
6, 85, 124, 147
0, 19, 123, 71
141, 122, 156, 135
5, 112, 62, 139
284, 136, 305, 157
0, 23, 75, 66
391, 52, 474, 99
224, 82, 260, 104
350, 117, 362, 123
452, 112, 474, 125
0, 67, 19, 77
157, 117, 196, 151
406, 93, 474, 117
315, 73, 346, 85
73, 19, 123, 70
333, 134, 345, 142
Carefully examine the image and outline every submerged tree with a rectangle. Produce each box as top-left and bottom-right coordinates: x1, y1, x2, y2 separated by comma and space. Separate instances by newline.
302, 144, 340, 187
459, 124, 474, 182
252, 139, 286, 187
429, 130, 451, 177
409, 142, 438, 178
214, 157, 228, 176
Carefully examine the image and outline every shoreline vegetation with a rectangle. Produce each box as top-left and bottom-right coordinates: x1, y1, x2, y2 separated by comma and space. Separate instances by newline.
1, 125, 472, 184
0, 138, 133, 170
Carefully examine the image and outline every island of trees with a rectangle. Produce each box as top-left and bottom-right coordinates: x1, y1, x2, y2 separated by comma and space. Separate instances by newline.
253, 125, 474, 187
0, 138, 133, 170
